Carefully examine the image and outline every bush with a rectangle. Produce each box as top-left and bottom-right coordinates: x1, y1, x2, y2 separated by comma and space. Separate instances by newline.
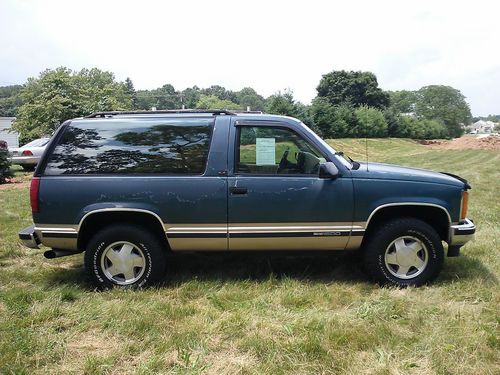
0, 149, 13, 184
394, 116, 447, 139
311, 98, 356, 138
353, 106, 388, 137
310, 99, 448, 140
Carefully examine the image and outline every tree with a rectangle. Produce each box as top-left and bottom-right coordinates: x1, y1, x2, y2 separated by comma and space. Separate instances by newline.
136, 84, 184, 110
415, 85, 471, 138
73, 68, 132, 114
294, 102, 315, 129
0, 85, 23, 117
201, 85, 238, 103
125, 77, 137, 109
236, 87, 265, 111
195, 95, 241, 110
265, 90, 298, 116
136, 89, 155, 110
181, 86, 201, 109
384, 109, 405, 137
353, 106, 388, 137
14, 67, 78, 141
316, 70, 390, 109
311, 98, 354, 138
13, 67, 132, 142
384, 111, 447, 139
388, 90, 417, 114
153, 84, 182, 109
266, 90, 315, 128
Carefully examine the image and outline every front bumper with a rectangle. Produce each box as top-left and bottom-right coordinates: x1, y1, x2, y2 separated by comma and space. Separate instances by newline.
19, 225, 40, 249
449, 218, 475, 246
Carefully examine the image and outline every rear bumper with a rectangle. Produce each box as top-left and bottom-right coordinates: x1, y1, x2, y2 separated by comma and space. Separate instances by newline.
9, 156, 39, 165
19, 225, 40, 249
449, 218, 475, 246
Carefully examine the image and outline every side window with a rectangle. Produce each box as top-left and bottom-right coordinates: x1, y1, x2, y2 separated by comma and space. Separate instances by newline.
237, 126, 325, 175
44, 119, 213, 175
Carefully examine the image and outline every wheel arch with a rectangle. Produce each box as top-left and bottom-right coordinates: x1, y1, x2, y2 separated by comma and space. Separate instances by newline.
77, 208, 170, 251
364, 203, 451, 243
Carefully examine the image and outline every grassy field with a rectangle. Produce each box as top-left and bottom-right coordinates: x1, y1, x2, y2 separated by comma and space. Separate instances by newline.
0, 139, 498, 375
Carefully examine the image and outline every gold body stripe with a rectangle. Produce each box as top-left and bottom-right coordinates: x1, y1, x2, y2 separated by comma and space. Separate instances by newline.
34, 222, 367, 252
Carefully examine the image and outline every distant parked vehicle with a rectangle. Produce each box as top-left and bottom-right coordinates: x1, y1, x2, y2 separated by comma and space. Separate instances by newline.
9, 138, 50, 170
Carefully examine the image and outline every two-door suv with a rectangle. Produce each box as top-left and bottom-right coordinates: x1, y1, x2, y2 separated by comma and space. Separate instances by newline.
19, 110, 475, 288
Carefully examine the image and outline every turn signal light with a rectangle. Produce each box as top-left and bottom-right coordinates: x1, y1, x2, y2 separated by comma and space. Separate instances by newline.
460, 191, 469, 220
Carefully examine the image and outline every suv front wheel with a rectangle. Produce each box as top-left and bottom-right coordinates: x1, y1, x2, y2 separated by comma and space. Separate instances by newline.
84, 224, 167, 289
362, 218, 444, 287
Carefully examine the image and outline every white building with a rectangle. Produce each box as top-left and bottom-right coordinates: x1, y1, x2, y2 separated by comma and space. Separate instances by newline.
469, 120, 496, 134
0, 117, 19, 148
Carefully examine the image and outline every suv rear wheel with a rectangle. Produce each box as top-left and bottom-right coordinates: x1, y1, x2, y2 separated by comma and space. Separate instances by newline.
362, 218, 444, 287
84, 224, 166, 289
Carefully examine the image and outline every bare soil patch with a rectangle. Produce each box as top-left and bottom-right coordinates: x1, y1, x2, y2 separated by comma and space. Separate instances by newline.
0, 178, 30, 190
418, 135, 500, 151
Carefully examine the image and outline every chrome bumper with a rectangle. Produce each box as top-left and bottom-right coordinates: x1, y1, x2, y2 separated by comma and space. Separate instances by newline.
9, 156, 39, 165
19, 225, 40, 249
449, 218, 475, 246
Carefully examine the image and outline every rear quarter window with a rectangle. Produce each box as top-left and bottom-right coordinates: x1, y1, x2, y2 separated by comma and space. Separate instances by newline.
43, 118, 214, 175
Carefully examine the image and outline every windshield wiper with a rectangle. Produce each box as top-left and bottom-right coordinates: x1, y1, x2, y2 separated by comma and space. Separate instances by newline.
335, 151, 360, 170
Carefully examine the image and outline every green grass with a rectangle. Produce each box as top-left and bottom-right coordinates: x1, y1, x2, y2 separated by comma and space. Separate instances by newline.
0, 140, 499, 374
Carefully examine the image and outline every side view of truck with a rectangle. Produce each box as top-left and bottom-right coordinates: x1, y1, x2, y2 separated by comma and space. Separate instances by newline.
19, 110, 475, 288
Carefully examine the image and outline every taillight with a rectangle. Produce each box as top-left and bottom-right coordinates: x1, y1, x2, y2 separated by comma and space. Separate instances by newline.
460, 191, 469, 220
30, 177, 40, 214
22, 150, 33, 156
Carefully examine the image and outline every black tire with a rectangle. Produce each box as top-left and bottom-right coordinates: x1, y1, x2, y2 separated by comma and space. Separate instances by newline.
84, 224, 167, 289
362, 218, 444, 287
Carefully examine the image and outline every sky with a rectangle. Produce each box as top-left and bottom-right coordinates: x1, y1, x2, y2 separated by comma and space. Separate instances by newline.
0, 0, 499, 116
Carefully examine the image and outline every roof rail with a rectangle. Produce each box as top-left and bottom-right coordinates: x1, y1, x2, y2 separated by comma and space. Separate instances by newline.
85, 109, 236, 118
231, 110, 264, 114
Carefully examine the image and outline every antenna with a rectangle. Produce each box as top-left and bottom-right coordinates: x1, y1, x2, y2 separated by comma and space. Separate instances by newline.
365, 138, 369, 172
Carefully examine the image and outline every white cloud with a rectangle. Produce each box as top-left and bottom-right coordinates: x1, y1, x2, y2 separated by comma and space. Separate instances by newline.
0, 0, 499, 115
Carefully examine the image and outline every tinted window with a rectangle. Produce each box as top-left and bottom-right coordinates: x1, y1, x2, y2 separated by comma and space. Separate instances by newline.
237, 126, 325, 175
44, 118, 213, 175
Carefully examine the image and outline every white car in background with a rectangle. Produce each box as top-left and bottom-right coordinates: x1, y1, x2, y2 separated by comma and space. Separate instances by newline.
9, 138, 51, 171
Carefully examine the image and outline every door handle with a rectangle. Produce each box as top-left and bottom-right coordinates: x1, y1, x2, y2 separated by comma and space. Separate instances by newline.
230, 187, 248, 195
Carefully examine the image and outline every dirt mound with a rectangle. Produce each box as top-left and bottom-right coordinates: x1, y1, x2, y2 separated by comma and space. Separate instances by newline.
418, 135, 500, 150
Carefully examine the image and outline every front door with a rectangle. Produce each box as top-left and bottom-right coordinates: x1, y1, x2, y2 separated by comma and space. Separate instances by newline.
228, 122, 354, 251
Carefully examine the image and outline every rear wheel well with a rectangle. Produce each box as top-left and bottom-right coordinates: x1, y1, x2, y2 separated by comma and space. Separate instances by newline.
364, 205, 450, 243
77, 211, 169, 251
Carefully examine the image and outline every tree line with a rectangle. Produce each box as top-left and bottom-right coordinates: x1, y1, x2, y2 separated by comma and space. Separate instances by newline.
0, 66, 475, 143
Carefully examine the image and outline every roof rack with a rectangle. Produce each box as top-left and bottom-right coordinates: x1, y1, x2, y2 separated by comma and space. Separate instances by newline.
231, 110, 264, 114
85, 109, 236, 118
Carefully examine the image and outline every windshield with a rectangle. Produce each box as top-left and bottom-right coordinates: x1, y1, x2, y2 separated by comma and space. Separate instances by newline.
22, 138, 50, 148
301, 124, 352, 169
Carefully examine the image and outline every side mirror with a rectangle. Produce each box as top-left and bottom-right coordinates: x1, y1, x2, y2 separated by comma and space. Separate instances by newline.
319, 162, 339, 179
